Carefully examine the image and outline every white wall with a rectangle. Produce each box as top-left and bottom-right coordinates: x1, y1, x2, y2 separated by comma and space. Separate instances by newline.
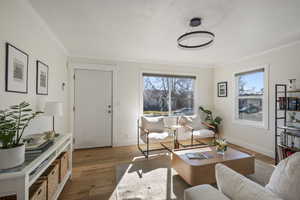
214, 41, 300, 157
0, 0, 69, 135
69, 57, 214, 146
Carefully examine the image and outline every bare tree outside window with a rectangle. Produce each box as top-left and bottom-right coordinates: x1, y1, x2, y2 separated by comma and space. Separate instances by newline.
143, 74, 195, 116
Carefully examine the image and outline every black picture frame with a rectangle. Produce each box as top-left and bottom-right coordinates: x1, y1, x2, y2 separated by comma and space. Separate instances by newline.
5, 43, 29, 93
218, 82, 228, 97
36, 60, 49, 95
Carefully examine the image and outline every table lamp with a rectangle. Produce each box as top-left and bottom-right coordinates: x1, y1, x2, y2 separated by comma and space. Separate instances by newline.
44, 102, 63, 133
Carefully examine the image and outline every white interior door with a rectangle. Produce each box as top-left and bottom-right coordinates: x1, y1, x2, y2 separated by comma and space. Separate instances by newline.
74, 69, 112, 149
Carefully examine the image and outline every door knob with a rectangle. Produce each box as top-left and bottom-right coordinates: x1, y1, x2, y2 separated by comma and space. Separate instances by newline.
108, 110, 112, 113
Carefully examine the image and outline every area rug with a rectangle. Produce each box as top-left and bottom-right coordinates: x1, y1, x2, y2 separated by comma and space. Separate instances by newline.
114, 155, 274, 200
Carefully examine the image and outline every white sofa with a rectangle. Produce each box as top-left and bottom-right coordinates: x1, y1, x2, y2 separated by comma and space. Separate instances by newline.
184, 152, 300, 200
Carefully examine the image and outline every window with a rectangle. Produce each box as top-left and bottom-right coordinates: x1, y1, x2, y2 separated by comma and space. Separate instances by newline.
143, 73, 195, 116
234, 67, 268, 128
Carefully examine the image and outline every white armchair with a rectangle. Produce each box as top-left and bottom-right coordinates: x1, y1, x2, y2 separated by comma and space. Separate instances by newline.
137, 116, 174, 158
179, 115, 216, 146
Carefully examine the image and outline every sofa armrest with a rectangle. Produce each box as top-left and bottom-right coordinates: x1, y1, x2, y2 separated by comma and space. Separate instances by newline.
215, 164, 282, 200
184, 185, 230, 200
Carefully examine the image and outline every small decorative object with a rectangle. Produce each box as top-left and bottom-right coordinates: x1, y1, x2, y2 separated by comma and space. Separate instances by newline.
5, 43, 29, 93
61, 82, 66, 91
217, 82, 227, 97
289, 112, 297, 123
44, 102, 63, 133
177, 17, 215, 49
0, 102, 42, 169
45, 131, 56, 140
199, 106, 222, 132
36, 60, 49, 95
288, 79, 296, 90
215, 139, 228, 155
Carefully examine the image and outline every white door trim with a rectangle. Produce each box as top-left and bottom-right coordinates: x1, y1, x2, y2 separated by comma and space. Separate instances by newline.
69, 63, 119, 147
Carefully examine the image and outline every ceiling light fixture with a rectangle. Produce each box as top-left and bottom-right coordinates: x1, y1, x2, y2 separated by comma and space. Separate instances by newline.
177, 17, 215, 49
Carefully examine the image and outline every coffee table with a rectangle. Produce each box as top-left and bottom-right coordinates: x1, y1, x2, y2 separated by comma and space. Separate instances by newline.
171, 146, 255, 186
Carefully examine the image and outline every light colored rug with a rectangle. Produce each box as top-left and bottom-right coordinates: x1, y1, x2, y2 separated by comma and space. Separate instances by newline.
114, 155, 274, 200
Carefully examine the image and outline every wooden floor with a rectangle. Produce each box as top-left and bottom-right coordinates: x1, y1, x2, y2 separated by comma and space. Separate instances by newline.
59, 141, 274, 200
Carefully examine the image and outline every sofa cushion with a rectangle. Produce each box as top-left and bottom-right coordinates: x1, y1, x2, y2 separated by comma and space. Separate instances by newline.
215, 164, 282, 200
141, 116, 164, 133
265, 152, 300, 200
184, 184, 230, 200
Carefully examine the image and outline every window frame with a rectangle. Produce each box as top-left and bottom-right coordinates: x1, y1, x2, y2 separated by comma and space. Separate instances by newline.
233, 65, 269, 129
140, 71, 198, 117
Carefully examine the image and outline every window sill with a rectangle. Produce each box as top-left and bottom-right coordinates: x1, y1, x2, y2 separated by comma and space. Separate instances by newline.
232, 119, 269, 130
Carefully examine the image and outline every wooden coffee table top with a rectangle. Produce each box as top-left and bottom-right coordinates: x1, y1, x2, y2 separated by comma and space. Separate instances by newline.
172, 146, 254, 166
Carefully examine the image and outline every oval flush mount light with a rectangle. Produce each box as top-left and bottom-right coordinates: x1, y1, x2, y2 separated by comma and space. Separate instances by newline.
177, 17, 215, 49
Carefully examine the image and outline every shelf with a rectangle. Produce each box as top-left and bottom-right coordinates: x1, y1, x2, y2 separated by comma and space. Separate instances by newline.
278, 144, 300, 152
277, 126, 300, 131
278, 109, 300, 112
286, 131, 300, 137
278, 89, 300, 93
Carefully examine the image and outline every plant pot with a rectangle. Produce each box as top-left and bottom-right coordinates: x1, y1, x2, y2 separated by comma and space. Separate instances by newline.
0, 144, 25, 170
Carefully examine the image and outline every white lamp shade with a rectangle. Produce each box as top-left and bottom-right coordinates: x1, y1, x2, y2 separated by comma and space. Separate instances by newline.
44, 102, 63, 116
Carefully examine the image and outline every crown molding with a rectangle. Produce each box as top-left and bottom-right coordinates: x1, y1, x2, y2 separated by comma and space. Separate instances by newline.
68, 55, 215, 69
216, 39, 300, 67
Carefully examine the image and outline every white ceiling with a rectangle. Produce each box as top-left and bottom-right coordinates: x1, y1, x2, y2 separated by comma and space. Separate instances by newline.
28, 0, 300, 66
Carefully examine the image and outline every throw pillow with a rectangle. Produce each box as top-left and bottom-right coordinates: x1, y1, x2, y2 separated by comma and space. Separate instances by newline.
265, 152, 300, 200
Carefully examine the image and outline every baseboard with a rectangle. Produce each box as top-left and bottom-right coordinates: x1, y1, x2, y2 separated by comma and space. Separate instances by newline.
114, 139, 136, 147
226, 137, 274, 158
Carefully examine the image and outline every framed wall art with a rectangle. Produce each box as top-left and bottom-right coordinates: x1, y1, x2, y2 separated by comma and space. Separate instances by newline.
218, 81, 228, 97
5, 43, 29, 93
36, 60, 49, 95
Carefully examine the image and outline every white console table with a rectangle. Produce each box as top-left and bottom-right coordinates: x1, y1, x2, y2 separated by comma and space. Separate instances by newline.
0, 134, 72, 200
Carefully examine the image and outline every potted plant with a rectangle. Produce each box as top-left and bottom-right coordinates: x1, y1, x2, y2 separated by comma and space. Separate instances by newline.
199, 106, 222, 132
215, 138, 228, 155
0, 102, 42, 170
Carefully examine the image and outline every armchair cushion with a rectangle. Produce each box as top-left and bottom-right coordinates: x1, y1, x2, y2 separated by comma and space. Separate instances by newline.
180, 115, 205, 130
141, 132, 173, 143
215, 164, 282, 200
265, 152, 300, 200
141, 116, 164, 133
192, 129, 215, 138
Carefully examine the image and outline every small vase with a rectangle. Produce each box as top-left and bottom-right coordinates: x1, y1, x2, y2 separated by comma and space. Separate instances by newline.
217, 149, 225, 155
216, 146, 226, 155
288, 79, 296, 90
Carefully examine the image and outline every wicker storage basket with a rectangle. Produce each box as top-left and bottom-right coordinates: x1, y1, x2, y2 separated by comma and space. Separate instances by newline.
56, 152, 69, 183
29, 180, 47, 200
41, 161, 59, 200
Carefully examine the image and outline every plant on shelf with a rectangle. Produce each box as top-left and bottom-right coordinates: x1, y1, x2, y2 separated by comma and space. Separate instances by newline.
0, 101, 42, 169
199, 106, 222, 132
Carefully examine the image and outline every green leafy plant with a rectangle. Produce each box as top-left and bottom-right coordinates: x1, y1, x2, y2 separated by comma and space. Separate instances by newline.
199, 106, 222, 131
215, 138, 228, 152
0, 102, 43, 149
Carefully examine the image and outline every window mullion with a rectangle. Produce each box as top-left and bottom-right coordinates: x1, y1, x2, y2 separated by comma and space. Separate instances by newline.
168, 78, 172, 116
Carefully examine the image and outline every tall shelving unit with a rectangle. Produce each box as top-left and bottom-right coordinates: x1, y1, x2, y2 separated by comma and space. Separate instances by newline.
275, 84, 300, 164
